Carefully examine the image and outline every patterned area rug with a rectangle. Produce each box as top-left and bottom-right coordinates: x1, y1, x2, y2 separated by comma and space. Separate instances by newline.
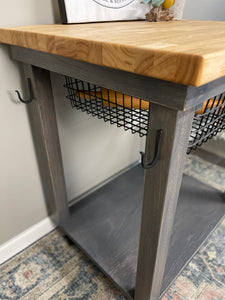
184, 155, 225, 193
1, 154, 225, 300
163, 219, 225, 300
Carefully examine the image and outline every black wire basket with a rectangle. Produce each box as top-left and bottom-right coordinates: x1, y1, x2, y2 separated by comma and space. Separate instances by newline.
187, 94, 225, 153
64, 76, 225, 154
64, 76, 150, 137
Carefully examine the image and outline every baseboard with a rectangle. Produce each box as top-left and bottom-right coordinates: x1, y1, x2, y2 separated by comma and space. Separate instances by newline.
0, 217, 56, 265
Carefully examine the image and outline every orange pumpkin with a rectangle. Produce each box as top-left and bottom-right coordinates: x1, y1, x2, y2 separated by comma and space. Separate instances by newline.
76, 89, 224, 115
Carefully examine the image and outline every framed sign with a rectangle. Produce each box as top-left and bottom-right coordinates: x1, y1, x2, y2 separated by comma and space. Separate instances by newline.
58, 0, 149, 23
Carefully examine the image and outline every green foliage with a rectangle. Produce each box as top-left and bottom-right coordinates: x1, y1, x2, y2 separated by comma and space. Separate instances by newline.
142, 0, 164, 7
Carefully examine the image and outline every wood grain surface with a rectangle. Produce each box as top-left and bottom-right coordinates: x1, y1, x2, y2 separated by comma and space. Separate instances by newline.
135, 104, 195, 300
1, 20, 225, 86
23, 64, 70, 225
64, 165, 225, 299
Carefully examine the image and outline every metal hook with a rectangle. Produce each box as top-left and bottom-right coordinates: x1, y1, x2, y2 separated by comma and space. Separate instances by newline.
140, 129, 163, 169
15, 78, 34, 104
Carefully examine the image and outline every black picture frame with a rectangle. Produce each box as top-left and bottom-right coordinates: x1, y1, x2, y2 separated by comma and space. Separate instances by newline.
58, 0, 68, 24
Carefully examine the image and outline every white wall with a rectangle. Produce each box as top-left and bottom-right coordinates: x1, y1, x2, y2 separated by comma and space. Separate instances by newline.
1, 0, 225, 246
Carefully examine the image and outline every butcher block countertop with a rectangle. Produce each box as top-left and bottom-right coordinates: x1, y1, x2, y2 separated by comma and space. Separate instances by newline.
0, 20, 225, 86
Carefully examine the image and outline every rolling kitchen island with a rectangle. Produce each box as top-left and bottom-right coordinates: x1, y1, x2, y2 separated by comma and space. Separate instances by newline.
0, 20, 225, 300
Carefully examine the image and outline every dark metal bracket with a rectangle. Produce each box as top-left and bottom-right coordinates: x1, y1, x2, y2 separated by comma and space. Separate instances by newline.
140, 129, 163, 169
15, 78, 34, 104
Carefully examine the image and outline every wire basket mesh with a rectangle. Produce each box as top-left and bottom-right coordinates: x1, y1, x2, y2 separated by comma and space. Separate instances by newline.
64, 76, 225, 154
64, 76, 150, 137
187, 93, 225, 153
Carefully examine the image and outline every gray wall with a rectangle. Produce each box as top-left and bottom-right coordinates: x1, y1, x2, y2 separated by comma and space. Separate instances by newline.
183, 0, 225, 21
1, 0, 225, 246
0, 0, 60, 245
0, 0, 141, 245
51, 73, 141, 201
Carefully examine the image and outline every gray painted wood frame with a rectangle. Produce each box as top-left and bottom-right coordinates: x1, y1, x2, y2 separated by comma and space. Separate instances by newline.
23, 64, 69, 225
11, 46, 225, 111
135, 104, 195, 300
10, 46, 224, 300
60, 167, 225, 299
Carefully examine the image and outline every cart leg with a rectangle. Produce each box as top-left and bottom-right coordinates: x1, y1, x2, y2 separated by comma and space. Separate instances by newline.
135, 103, 195, 300
23, 64, 69, 225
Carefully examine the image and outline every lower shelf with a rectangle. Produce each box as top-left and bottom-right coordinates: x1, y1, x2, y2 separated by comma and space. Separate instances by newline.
62, 164, 225, 299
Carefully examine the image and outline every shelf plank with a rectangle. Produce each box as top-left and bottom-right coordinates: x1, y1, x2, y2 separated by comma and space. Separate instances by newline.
1, 21, 225, 86
63, 164, 225, 298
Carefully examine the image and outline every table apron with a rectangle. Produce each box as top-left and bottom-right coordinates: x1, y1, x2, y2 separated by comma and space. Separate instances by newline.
11, 45, 225, 112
